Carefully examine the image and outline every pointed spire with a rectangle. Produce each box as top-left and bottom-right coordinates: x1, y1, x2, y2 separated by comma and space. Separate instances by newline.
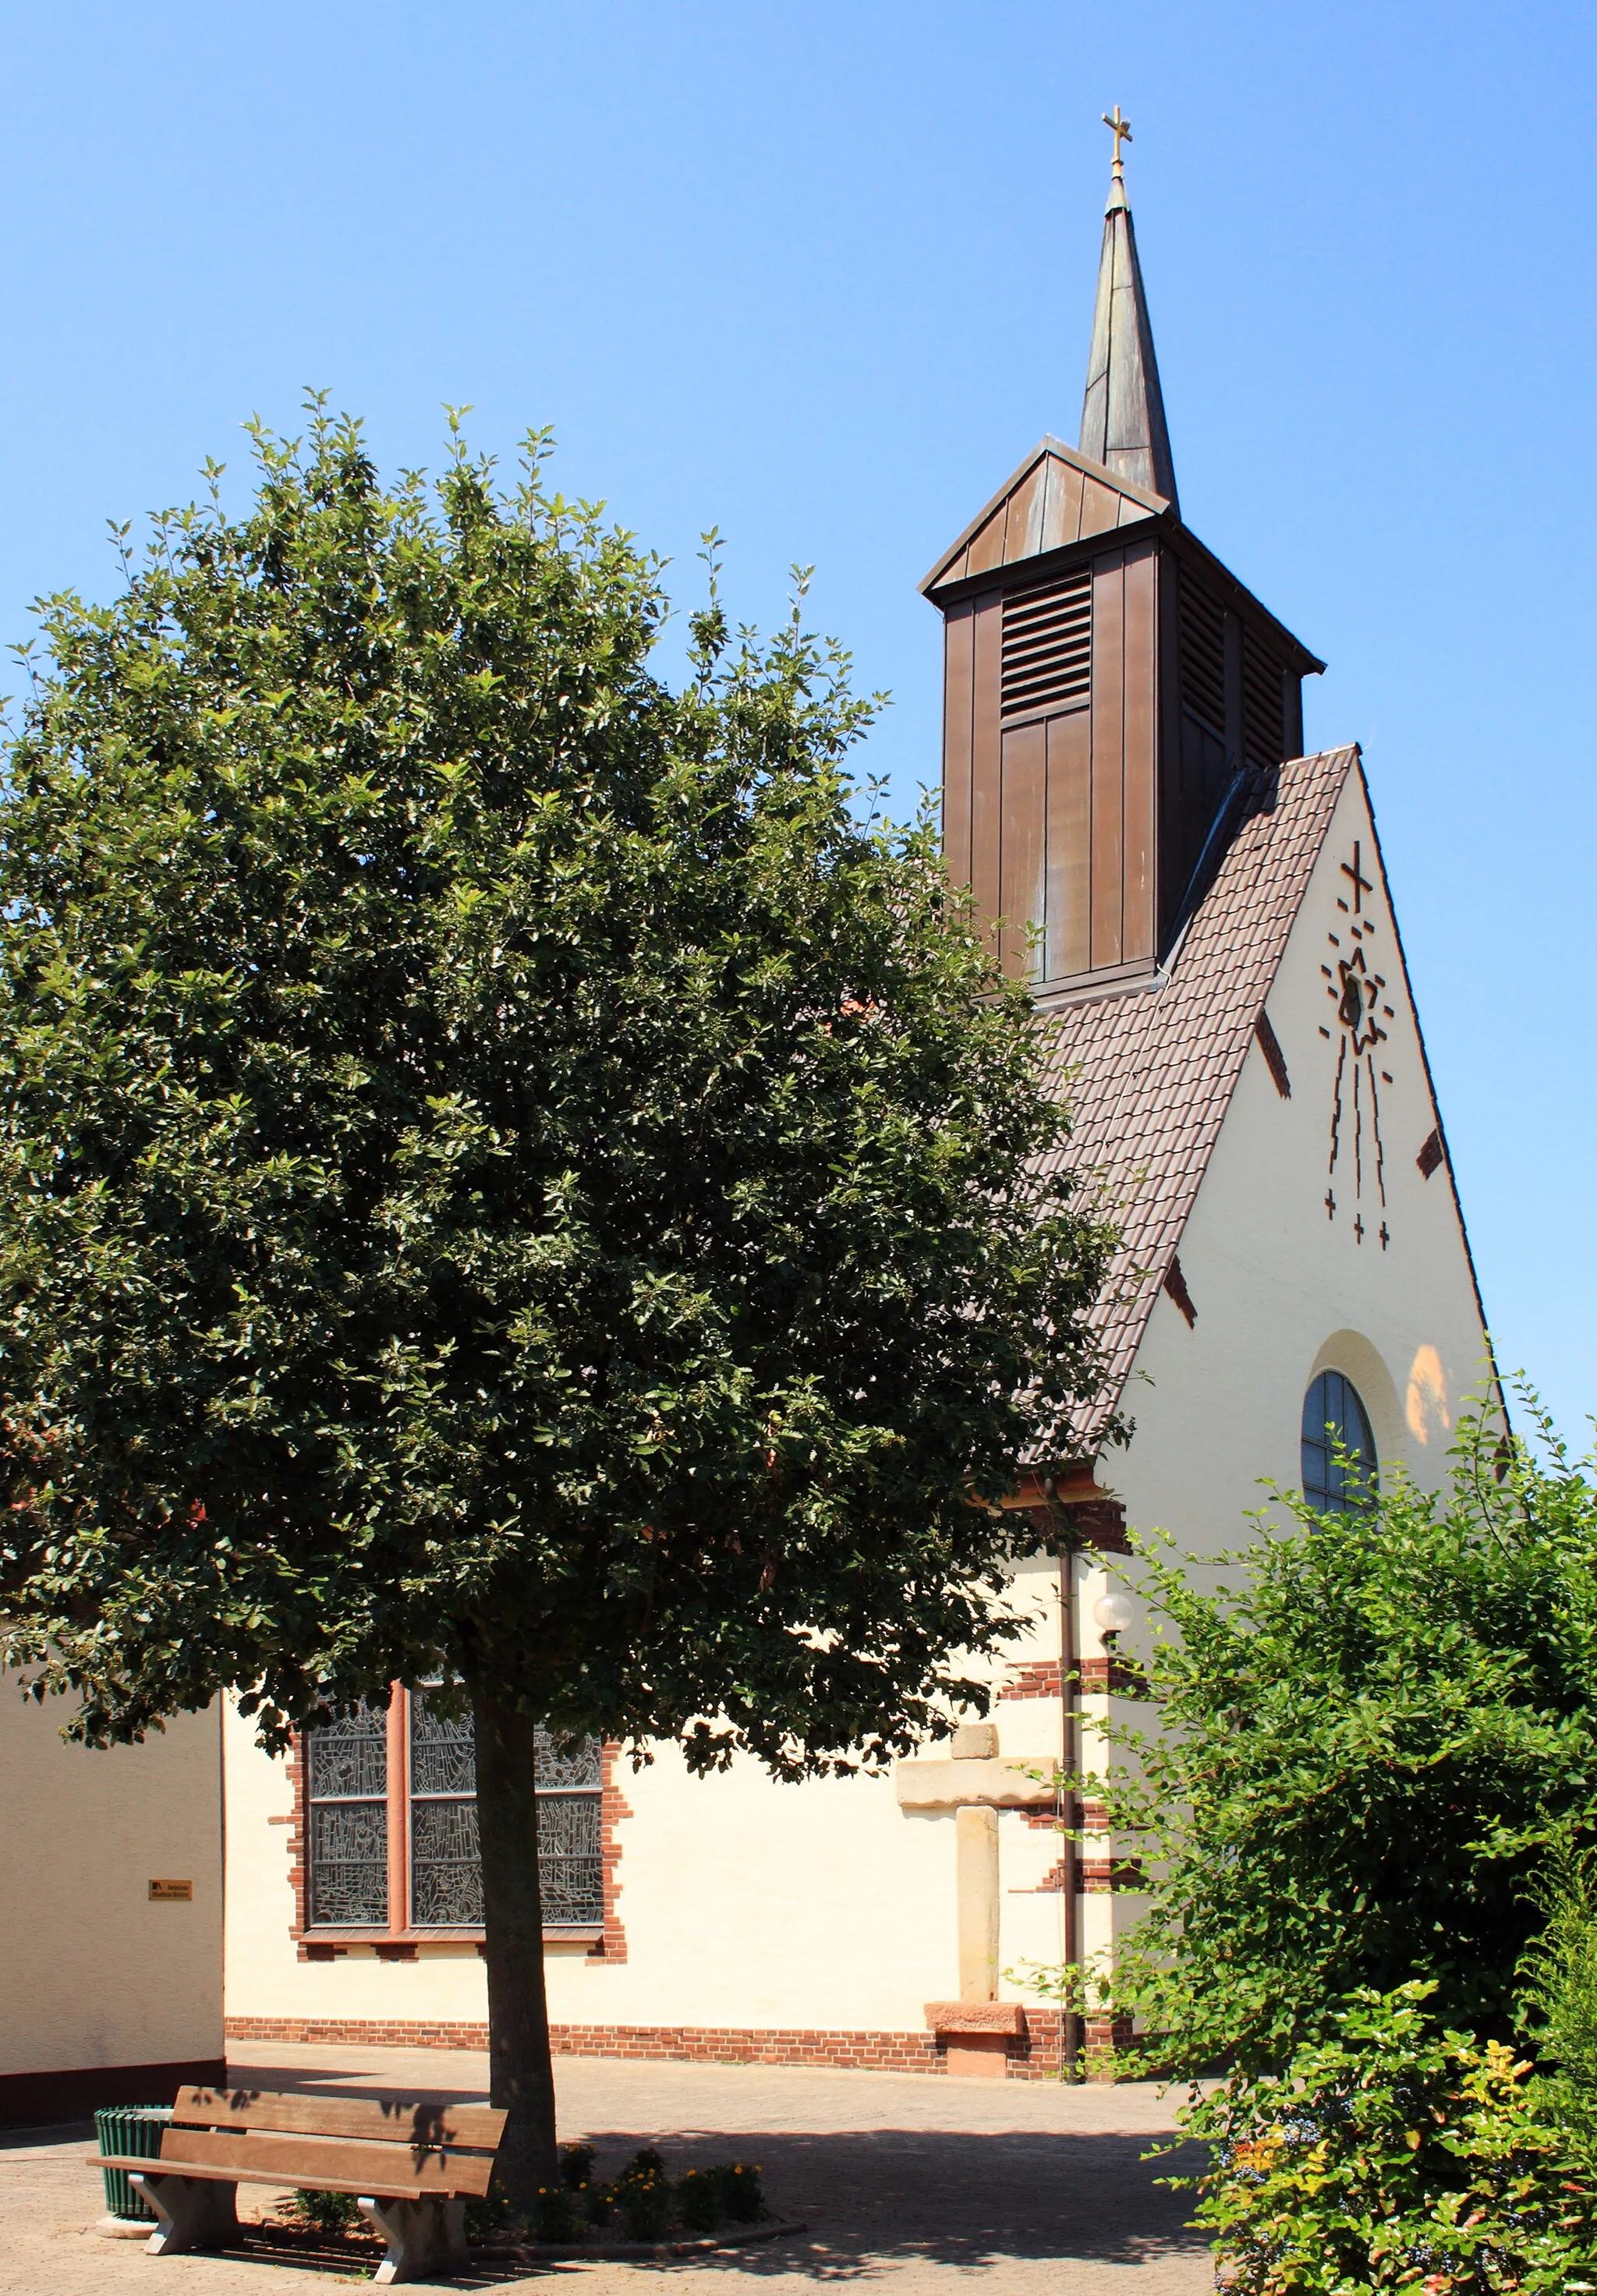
1078, 112, 1179, 513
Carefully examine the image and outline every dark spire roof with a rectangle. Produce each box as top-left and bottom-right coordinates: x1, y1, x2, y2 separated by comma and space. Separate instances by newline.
1078, 156, 1179, 514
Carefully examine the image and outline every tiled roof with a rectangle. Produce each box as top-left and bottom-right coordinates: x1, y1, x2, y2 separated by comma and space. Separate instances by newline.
1038, 745, 1358, 1444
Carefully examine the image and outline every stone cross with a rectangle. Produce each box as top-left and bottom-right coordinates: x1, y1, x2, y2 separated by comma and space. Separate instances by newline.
895, 1721, 1054, 2074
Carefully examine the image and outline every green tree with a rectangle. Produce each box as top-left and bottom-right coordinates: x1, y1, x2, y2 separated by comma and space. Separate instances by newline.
0, 405, 1114, 2203
1045, 1403, 1597, 2077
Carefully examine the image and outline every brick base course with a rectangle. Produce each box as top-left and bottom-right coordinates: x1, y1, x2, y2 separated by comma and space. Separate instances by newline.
225, 2011, 1099, 2079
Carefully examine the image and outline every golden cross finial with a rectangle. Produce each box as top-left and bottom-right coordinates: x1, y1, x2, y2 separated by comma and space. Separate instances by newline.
1102, 104, 1132, 178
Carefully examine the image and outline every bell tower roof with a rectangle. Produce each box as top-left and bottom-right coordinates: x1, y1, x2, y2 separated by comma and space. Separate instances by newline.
920, 122, 1322, 1002
1078, 116, 1179, 513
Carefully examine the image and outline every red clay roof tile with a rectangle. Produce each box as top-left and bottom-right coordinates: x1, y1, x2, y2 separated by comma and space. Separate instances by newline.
1038, 746, 1358, 1445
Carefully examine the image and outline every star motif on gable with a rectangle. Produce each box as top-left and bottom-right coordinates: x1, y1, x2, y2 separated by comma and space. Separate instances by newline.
1331, 944, 1386, 1055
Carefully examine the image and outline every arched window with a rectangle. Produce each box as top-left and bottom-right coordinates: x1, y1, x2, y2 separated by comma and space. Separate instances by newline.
1301, 1370, 1378, 1515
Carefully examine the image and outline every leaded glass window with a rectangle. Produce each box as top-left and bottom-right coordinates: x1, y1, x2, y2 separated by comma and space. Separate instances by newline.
405, 1695, 604, 1931
409, 1693, 483, 1926
306, 1702, 388, 1926
303, 1690, 604, 1935
1301, 1370, 1378, 1516
533, 1728, 604, 1928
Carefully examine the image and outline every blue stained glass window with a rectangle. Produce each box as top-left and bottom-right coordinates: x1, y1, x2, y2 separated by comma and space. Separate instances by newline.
1301, 1370, 1378, 1515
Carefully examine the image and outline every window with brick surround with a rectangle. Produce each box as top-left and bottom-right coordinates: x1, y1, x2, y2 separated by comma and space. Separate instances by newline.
302, 1687, 602, 1940
306, 1699, 390, 1926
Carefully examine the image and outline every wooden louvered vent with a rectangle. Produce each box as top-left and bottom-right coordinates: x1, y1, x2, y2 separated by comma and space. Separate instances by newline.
1241, 634, 1285, 771
1179, 578, 1226, 738
1000, 569, 1092, 720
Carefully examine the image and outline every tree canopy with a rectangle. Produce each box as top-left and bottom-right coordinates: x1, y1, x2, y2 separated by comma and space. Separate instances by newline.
0, 404, 1114, 2194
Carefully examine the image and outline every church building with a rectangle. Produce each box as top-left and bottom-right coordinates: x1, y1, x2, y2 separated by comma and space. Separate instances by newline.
222, 132, 1492, 2079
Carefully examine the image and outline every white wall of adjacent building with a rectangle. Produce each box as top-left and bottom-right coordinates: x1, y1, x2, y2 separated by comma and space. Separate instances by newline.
0, 1686, 223, 2082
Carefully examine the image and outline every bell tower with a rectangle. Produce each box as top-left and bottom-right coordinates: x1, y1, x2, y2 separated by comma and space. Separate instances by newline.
924, 120, 1323, 997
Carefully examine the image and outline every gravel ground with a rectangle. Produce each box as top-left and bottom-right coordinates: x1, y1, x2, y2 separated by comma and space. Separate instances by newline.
0, 2042, 1211, 2296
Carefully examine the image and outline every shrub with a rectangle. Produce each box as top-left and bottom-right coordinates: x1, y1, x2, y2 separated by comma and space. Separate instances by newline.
716, 2162, 763, 2222
463, 2182, 514, 2243
582, 2179, 617, 2227
560, 2142, 596, 2190
677, 2169, 721, 2231
532, 2184, 581, 2243
278, 2188, 364, 2237
1521, 1844, 1597, 2133
617, 2163, 671, 2241
1183, 1983, 1595, 2292
1022, 1400, 1597, 2075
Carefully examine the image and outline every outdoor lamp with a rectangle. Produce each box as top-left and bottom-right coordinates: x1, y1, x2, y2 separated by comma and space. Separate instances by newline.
1092, 1588, 1136, 1646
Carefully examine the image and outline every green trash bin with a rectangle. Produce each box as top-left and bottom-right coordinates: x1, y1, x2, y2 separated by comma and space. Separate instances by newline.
94, 2105, 172, 2225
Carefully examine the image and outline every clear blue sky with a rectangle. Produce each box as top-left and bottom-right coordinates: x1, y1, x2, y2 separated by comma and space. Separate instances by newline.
2, 1, 1592, 1438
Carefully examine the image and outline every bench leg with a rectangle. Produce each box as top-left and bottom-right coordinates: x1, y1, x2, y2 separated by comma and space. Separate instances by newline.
441, 2196, 467, 2269
129, 2172, 239, 2256
359, 2194, 466, 2284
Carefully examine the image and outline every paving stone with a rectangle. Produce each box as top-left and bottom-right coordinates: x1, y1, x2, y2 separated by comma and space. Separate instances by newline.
0, 2043, 1210, 2294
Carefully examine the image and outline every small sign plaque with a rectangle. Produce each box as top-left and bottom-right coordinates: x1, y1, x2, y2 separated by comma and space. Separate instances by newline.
148, 1879, 193, 1902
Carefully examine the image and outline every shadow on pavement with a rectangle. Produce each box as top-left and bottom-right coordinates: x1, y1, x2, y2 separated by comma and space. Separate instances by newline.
532, 2126, 1205, 2277
162, 2069, 1209, 2284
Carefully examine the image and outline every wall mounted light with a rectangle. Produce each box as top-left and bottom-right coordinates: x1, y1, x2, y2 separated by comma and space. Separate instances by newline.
1092, 1588, 1135, 1647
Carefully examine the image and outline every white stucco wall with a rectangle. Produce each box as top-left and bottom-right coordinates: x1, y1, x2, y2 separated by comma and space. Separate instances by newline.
224, 1638, 1068, 2036
0, 1686, 223, 2076
1064, 763, 1494, 2001
1105, 761, 1490, 1572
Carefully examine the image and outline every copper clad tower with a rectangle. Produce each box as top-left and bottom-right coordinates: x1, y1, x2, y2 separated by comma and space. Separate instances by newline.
923, 133, 1322, 998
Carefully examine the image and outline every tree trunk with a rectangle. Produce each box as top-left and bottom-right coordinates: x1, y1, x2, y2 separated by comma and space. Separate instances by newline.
473, 1691, 559, 2209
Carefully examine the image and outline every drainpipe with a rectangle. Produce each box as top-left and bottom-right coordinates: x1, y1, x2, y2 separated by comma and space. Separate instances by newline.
1046, 1481, 1082, 2081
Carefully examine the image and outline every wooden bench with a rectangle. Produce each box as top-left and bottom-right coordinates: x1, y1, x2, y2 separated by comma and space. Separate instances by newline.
92, 2083, 508, 2284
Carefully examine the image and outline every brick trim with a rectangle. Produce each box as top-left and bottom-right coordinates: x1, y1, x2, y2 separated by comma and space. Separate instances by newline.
999, 1660, 1063, 1702
1077, 1656, 1146, 1696
1078, 1857, 1146, 1893
1000, 1654, 1144, 1700
284, 1730, 310, 1945
1085, 2012, 1135, 2058
1061, 1497, 1129, 1554
225, 2011, 1085, 2080
596, 1743, 630, 1963
1022, 1857, 1144, 1894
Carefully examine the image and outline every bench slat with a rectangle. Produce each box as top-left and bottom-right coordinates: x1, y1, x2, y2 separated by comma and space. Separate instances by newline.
153, 2126, 496, 2196
173, 2086, 505, 2152
93, 2156, 444, 2202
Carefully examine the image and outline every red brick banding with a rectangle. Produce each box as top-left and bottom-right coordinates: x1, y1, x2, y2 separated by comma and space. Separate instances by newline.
1076, 1656, 1146, 1696
225, 2011, 1086, 2078
597, 1745, 631, 1963
999, 1660, 1064, 1702
1078, 1857, 1146, 1893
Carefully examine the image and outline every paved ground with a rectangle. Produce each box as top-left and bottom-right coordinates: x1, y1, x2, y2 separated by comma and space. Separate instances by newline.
0, 2042, 1211, 2296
